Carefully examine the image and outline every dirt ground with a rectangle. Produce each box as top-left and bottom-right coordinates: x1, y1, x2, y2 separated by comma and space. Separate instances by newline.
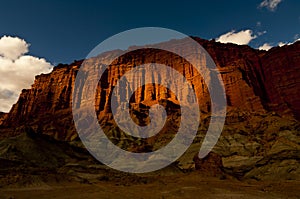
1, 172, 299, 199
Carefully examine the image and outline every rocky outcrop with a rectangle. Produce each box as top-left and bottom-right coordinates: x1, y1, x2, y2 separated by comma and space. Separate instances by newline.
1, 39, 300, 142
2, 110, 299, 181
259, 44, 300, 119
0, 112, 7, 126
215, 110, 300, 180
1, 62, 79, 140
0, 38, 300, 181
199, 38, 300, 118
178, 109, 300, 180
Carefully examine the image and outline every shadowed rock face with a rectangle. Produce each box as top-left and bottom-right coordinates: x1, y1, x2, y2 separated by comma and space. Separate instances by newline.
1, 38, 300, 142
0, 112, 7, 126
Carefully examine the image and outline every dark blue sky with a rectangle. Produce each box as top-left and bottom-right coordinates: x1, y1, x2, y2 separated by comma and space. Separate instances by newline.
0, 0, 299, 64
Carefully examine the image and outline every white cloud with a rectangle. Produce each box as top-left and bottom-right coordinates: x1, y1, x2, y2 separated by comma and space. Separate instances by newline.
257, 30, 267, 36
0, 36, 29, 60
258, 0, 283, 11
259, 43, 273, 51
278, 42, 286, 47
258, 34, 299, 51
216, 30, 257, 45
0, 36, 53, 112
277, 37, 300, 47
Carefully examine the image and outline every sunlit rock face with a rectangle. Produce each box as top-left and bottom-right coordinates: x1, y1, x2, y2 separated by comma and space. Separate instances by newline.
1, 38, 300, 142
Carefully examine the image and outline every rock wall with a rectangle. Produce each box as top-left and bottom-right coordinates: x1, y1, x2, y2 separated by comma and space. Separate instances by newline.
1, 38, 300, 141
0, 112, 7, 126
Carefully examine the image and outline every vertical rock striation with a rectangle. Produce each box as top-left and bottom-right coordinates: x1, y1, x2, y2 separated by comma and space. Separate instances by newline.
1, 38, 300, 141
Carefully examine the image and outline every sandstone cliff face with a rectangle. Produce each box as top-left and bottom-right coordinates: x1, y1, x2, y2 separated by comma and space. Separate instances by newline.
0, 112, 7, 126
259, 44, 300, 119
2, 62, 80, 140
1, 39, 300, 141
198, 38, 300, 119
197, 38, 300, 118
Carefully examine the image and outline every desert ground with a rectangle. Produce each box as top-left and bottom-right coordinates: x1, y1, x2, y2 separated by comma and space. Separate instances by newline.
1, 171, 299, 199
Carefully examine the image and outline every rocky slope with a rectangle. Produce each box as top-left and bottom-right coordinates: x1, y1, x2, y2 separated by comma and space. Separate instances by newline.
0, 38, 299, 181
0, 112, 7, 126
0, 111, 299, 183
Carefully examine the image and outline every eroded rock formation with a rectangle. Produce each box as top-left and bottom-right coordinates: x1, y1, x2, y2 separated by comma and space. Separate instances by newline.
1, 38, 300, 142
0, 37, 300, 181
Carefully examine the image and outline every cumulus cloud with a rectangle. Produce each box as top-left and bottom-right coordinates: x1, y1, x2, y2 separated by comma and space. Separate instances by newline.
216, 30, 257, 45
258, 0, 283, 11
0, 36, 53, 112
0, 36, 29, 60
259, 43, 273, 51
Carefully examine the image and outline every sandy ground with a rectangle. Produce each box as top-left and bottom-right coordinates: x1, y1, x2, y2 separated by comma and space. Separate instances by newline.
1, 172, 299, 199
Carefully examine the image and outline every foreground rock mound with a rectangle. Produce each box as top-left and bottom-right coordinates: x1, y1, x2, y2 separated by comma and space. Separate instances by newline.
0, 111, 299, 184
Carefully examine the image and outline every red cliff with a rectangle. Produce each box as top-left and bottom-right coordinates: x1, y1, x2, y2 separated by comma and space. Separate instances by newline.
1, 38, 300, 141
